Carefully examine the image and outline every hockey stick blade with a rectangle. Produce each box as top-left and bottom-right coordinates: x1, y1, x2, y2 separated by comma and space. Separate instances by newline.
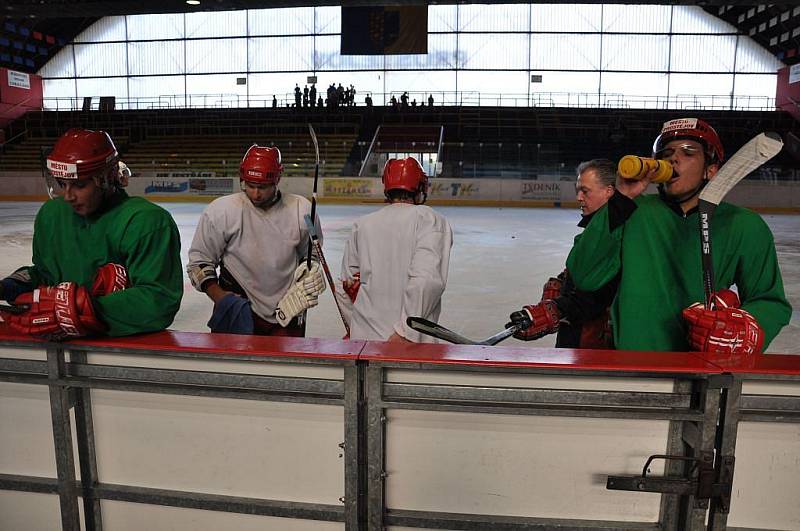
407, 317, 522, 346
699, 132, 783, 206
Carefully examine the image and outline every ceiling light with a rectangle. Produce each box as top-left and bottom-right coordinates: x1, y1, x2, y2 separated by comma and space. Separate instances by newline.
186, 0, 200, 5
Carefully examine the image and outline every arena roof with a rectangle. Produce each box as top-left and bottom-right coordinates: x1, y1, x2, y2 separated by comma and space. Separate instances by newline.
2, 2, 798, 74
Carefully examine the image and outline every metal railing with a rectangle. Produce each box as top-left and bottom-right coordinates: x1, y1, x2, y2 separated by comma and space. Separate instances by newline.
40, 91, 778, 113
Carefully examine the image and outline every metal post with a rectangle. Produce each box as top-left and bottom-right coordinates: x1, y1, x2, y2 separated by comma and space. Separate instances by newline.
70, 350, 104, 530
343, 362, 368, 530
46, 346, 81, 531
365, 366, 385, 529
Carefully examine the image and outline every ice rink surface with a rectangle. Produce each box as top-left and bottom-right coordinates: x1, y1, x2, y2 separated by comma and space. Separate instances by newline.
1, 200, 799, 354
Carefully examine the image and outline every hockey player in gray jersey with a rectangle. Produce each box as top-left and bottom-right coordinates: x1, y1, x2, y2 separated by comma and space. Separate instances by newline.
339, 157, 453, 342
187, 145, 325, 336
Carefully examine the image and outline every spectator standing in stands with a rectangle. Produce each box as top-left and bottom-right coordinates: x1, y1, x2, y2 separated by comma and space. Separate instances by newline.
365, 94, 373, 108
294, 84, 301, 108
565, 118, 790, 354
400, 91, 409, 107
302, 85, 309, 107
187, 145, 325, 337
428, 94, 434, 107
339, 157, 452, 342
317, 96, 324, 108
337, 83, 345, 105
390, 95, 398, 108
349, 84, 356, 106
0, 128, 183, 339
272, 95, 277, 108
507, 159, 618, 348
309, 84, 317, 108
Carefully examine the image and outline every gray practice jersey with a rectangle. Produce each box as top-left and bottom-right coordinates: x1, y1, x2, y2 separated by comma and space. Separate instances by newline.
187, 191, 321, 322
340, 203, 452, 341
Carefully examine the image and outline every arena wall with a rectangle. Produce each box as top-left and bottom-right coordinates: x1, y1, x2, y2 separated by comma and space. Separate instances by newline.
1, 172, 799, 211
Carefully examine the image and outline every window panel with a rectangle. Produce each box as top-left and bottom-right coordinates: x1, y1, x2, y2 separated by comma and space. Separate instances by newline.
668, 73, 733, 109
735, 36, 783, 73
530, 71, 600, 106
74, 43, 127, 77
248, 7, 315, 36
532, 4, 601, 32
76, 77, 128, 103
602, 35, 669, 71
248, 72, 313, 107
429, 5, 457, 32
315, 6, 340, 34
459, 33, 528, 69
531, 34, 600, 70
186, 38, 246, 73
732, 74, 778, 109
457, 71, 529, 106
75, 17, 126, 43
600, 72, 669, 108
602, 5, 670, 33
385, 71, 456, 105
128, 41, 184, 75
186, 11, 246, 38
128, 75, 186, 109
42, 79, 77, 108
385, 33, 457, 70
127, 14, 184, 40
186, 74, 249, 108
670, 35, 736, 73
458, 4, 530, 32
312, 72, 384, 107
672, 6, 735, 34
249, 36, 314, 72
314, 35, 384, 71
39, 46, 75, 78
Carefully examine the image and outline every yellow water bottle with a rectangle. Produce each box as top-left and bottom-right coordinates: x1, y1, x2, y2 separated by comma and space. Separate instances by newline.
618, 156, 672, 184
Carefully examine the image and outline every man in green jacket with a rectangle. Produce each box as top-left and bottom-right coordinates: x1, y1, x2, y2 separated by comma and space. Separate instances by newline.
565, 118, 790, 354
0, 128, 183, 339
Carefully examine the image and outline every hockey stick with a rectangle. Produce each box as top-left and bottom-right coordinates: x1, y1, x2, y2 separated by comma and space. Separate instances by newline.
0, 304, 29, 315
304, 213, 351, 336
306, 123, 321, 270
697, 132, 783, 309
406, 317, 528, 346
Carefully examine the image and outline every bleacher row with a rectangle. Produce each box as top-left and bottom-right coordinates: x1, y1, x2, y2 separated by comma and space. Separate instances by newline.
1, 106, 798, 179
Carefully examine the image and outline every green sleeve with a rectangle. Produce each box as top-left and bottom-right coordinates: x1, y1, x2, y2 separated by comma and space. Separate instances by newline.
565, 203, 623, 292
735, 217, 792, 349
94, 214, 184, 336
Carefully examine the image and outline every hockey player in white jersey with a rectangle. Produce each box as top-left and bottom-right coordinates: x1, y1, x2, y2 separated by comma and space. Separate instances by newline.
339, 157, 453, 342
187, 145, 325, 336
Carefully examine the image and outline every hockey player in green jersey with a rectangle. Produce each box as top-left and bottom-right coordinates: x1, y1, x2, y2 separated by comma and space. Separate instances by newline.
565, 118, 790, 354
0, 128, 183, 339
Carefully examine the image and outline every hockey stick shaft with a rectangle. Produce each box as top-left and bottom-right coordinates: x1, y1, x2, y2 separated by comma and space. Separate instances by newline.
696, 132, 783, 309
406, 317, 523, 346
306, 123, 320, 270
304, 214, 351, 336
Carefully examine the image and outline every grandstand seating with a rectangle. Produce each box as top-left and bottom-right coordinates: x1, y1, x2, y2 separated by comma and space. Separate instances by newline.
2, 106, 798, 180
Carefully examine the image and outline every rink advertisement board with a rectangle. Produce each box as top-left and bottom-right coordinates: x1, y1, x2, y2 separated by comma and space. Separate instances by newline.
322, 178, 377, 198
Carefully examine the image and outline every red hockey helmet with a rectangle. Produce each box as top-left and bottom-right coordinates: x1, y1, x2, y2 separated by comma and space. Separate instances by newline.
46, 128, 119, 180
652, 118, 724, 164
382, 157, 428, 196
240, 145, 282, 185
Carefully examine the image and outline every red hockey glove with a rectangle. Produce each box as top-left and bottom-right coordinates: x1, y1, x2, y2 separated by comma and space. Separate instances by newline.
682, 290, 764, 355
541, 275, 563, 301
508, 300, 561, 341
91, 263, 130, 297
7, 282, 106, 340
343, 272, 360, 303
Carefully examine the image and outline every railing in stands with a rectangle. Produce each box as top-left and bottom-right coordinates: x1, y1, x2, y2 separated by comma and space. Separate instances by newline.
39, 91, 778, 112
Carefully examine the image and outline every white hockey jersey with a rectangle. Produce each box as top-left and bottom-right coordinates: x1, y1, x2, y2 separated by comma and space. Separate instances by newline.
340, 203, 452, 342
187, 191, 321, 323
